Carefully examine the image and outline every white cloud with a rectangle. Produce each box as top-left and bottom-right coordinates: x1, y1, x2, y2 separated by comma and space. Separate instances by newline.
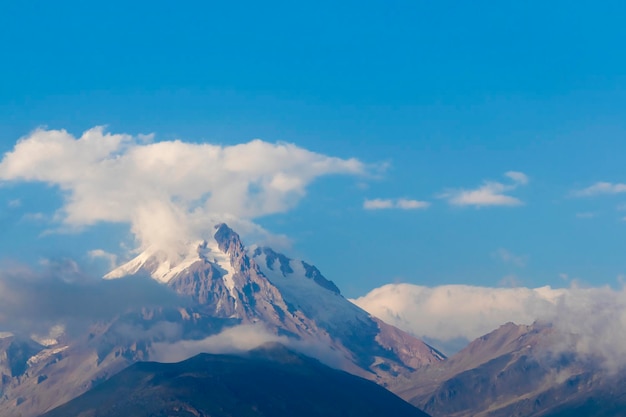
151, 324, 286, 363
575, 212, 597, 219
0, 127, 366, 258
7, 199, 21, 208
351, 283, 562, 344
151, 323, 349, 370
573, 182, 626, 197
363, 199, 394, 210
493, 248, 527, 267
397, 198, 430, 209
504, 171, 529, 185
88, 249, 118, 269
352, 283, 626, 368
498, 274, 523, 287
438, 171, 528, 207
21, 212, 47, 222
363, 198, 430, 210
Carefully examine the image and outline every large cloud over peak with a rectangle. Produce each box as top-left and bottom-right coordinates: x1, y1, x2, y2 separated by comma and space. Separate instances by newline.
0, 127, 366, 255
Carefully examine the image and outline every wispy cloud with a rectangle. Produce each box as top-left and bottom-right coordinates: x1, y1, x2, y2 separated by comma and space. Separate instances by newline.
88, 249, 118, 269
363, 199, 393, 210
438, 171, 528, 207
493, 248, 527, 267
498, 274, 523, 287
504, 171, 529, 185
575, 212, 597, 219
7, 199, 21, 208
363, 198, 430, 210
151, 324, 286, 363
0, 263, 184, 335
572, 181, 626, 197
151, 323, 350, 370
21, 212, 47, 222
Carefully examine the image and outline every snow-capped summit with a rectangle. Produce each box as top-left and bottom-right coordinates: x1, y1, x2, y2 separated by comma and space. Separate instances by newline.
104, 223, 347, 322
105, 234, 233, 285
103, 223, 444, 375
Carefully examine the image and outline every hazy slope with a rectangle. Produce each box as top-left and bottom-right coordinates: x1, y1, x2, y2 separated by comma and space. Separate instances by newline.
396, 321, 626, 417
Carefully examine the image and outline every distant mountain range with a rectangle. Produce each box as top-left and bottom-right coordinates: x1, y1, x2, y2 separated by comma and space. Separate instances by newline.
394, 321, 626, 417
1, 223, 625, 417
41, 343, 430, 417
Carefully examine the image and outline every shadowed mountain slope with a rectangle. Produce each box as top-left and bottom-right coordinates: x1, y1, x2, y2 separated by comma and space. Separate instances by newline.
42, 343, 431, 417
395, 322, 626, 417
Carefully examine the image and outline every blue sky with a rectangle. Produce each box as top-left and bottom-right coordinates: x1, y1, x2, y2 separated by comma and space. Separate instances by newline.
1, 1, 626, 297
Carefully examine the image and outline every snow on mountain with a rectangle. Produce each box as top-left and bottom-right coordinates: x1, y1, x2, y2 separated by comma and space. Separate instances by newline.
103, 223, 444, 375
105, 225, 350, 330
107, 225, 366, 333
251, 246, 377, 333
105, 239, 235, 290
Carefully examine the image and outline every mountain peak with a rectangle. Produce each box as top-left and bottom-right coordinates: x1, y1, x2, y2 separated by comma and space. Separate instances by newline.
214, 223, 243, 253
104, 224, 240, 283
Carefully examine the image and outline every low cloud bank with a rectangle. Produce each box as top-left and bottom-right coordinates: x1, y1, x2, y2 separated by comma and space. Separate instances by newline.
0, 261, 184, 336
352, 283, 626, 367
151, 324, 286, 362
151, 324, 349, 370
352, 284, 564, 344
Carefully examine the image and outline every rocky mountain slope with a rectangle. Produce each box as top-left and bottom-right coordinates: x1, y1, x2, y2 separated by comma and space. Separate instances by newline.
105, 223, 444, 377
0, 223, 443, 417
41, 343, 431, 417
395, 321, 626, 417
